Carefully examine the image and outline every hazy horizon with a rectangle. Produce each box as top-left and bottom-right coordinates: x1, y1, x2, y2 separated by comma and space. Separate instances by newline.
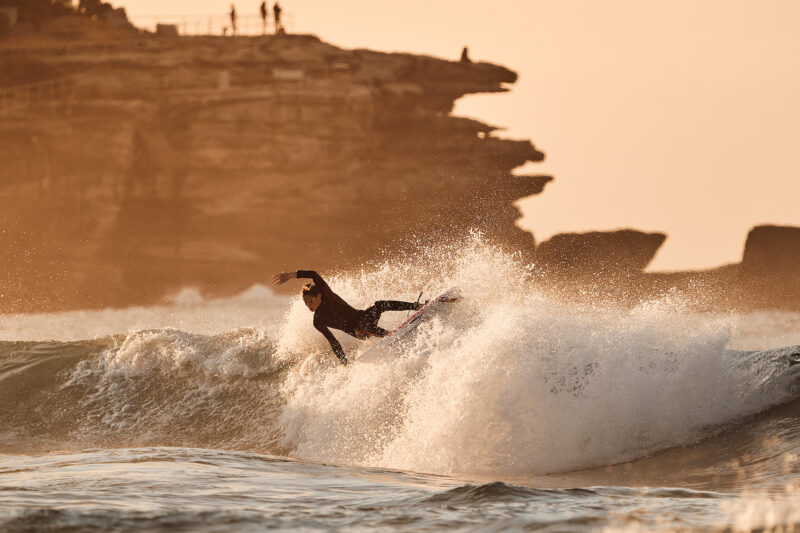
121, 0, 800, 271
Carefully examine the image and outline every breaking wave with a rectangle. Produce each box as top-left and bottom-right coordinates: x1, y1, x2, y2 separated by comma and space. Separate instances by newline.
1, 236, 799, 476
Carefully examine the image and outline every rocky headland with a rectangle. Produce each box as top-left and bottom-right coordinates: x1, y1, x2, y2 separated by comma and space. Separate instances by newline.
1, 17, 798, 312
532, 226, 800, 311
1, 18, 549, 311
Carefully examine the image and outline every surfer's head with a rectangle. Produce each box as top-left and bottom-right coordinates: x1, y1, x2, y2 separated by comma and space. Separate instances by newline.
302, 283, 322, 311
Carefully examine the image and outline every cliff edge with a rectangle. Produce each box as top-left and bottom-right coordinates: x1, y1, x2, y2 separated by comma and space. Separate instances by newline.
3, 19, 798, 313
0, 23, 549, 311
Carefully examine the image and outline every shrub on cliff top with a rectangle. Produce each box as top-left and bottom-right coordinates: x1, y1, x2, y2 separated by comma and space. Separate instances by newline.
78, 0, 113, 18
0, 0, 118, 27
0, 0, 73, 27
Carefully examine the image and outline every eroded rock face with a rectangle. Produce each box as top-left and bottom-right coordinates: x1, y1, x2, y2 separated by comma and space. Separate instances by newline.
2, 26, 798, 313
535, 230, 666, 278
742, 225, 800, 275
734, 225, 800, 310
0, 31, 549, 311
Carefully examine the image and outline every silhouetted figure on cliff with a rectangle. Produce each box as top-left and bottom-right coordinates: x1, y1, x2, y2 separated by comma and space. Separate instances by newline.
273, 1, 283, 34
229, 4, 237, 35
460, 46, 472, 64
260, 1, 268, 34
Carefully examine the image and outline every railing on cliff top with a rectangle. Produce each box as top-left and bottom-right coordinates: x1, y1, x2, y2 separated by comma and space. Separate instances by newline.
0, 11, 301, 116
0, 62, 357, 118
132, 12, 295, 36
0, 75, 75, 118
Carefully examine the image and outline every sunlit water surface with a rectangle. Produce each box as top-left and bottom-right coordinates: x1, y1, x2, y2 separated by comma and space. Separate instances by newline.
2, 242, 800, 531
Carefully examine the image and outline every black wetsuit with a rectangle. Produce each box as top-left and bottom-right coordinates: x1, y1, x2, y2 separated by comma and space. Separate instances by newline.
296, 270, 421, 364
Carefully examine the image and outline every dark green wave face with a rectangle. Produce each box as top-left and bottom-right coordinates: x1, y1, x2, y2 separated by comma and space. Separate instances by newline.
0, 330, 291, 455
1, 252, 799, 478
0, 339, 108, 453
0, 331, 799, 533
1, 324, 799, 482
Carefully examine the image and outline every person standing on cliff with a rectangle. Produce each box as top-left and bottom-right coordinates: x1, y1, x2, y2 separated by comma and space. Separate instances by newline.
272, 269, 427, 365
260, 1, 268, 34
460, 46, 472, 63
273, 1, 282, 34
229, 4, 237, 35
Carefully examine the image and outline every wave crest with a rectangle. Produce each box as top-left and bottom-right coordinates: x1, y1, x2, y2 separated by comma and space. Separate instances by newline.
1, 237, 799, 476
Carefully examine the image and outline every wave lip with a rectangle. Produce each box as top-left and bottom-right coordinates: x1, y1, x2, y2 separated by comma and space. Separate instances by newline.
2, 324, 800, 476
2, 240, 800, 478
420, 482, 599, 504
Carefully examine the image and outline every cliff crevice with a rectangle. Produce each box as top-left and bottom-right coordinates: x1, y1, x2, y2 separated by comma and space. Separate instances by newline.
0, 29, 546, 311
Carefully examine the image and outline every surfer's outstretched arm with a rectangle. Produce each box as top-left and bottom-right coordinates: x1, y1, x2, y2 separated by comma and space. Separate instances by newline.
272, 270, 332, 295
294, 270, 330, 291
316, 324, 348, 365
272, 270, 299, 285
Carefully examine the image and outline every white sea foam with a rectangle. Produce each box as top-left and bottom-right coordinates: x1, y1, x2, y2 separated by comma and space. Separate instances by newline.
0, 284, 289, 342
2, 235, 799, 475
275, 237, 799, 475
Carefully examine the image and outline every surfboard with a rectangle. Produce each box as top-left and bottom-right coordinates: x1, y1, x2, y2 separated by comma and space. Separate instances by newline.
355, 288, 459, 364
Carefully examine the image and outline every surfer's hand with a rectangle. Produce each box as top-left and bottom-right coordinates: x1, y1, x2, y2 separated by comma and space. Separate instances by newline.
271, 272, 293, 286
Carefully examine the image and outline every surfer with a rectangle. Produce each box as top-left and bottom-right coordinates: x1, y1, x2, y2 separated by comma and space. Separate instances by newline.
272, 270, 425, 365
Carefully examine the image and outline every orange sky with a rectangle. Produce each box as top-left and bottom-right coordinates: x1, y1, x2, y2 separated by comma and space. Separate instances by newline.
123, 1, 800, 271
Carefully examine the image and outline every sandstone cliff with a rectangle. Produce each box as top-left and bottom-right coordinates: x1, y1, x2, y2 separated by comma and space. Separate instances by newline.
2, 19, 798, 313
1, 22, 549, 311
532, 225, 800, 311
535, 230, 666, 279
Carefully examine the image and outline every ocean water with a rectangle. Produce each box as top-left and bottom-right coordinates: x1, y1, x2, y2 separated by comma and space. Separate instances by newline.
2, 240, 800, 532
